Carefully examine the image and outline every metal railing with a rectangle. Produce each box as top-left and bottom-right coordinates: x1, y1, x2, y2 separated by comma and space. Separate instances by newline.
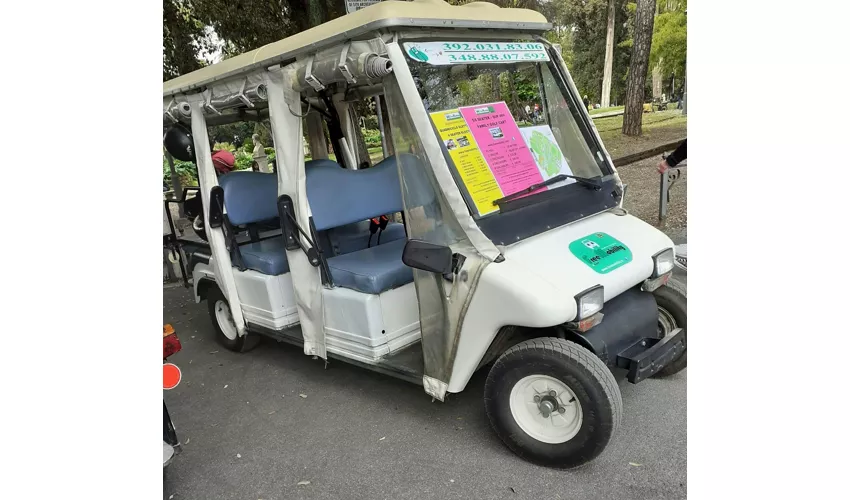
658, 159, 686, 220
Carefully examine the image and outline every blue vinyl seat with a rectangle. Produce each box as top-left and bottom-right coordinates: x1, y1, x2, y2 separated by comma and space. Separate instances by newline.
326, 239, 412, 294
307, 156, 412, 294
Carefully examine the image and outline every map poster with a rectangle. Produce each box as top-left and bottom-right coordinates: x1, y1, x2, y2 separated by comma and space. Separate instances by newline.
519, 125, 576, 188
459, 102, 544, 201
430, 109, 503, 216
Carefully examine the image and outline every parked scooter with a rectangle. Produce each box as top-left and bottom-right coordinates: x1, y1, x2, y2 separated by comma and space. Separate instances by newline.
163, 324, 182, 468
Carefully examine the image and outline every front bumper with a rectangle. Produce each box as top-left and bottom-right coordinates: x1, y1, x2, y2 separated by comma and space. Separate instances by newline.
617, 327, 685, 383
572, 287, 685, 384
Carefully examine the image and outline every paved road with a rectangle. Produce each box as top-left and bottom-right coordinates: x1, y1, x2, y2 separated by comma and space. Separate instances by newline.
163, 287, 686, 500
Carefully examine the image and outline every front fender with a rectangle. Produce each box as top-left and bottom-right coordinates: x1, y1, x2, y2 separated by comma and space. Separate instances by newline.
446, 258, 573, 394
192, 262, 215, 303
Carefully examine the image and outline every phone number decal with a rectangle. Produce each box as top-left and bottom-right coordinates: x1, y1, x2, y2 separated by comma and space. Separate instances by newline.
405, 42, 550, 66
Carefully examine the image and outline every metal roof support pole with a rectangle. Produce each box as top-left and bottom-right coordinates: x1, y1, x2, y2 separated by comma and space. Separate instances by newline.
165, 150, 185, 218
306, 113, 329, 160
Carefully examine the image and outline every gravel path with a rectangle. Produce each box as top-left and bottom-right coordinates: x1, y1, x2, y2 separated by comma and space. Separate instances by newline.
163, 286, 686, 500
617, 157, 687, 244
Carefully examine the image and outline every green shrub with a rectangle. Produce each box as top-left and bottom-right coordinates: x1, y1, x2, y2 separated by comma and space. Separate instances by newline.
362, 115, 378, 130
163, 144, 279, 189
234, 150, 253, 170
163, 156, 198, 189
362, 128, 382, 148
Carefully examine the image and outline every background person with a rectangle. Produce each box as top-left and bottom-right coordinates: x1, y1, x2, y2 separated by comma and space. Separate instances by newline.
658, 139, 687, 173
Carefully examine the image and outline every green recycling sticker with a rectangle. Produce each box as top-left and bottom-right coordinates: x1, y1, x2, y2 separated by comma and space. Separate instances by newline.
569, 232, 633, 274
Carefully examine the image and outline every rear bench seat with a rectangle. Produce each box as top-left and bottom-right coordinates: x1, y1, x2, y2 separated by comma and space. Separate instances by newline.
218, 171, 290, 275
307, 157, 412, 294
216, 159, 406, 277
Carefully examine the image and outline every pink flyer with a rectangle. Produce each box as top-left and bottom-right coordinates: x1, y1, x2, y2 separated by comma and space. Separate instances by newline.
459, 102, 544, 197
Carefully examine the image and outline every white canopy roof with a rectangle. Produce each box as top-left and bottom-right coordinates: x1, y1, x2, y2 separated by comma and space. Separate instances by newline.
163, 0, 550, 97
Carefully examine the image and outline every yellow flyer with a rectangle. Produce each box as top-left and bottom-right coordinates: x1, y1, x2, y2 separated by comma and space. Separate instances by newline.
429, 109, 503, 216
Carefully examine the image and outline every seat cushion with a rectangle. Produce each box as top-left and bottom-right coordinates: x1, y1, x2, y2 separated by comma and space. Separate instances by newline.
237, 236, 289, 276
326, 238, 413, 294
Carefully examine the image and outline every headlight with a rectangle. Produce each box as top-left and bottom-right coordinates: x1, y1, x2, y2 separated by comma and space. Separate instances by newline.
652, 248, 675, 278
575, 285, 604, 320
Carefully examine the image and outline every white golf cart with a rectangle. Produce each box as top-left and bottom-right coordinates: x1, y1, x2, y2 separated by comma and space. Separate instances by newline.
162, 0, 686, 469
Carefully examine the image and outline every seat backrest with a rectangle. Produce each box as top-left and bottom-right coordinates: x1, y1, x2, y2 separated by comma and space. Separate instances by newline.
218, 171, 278, 226
306, 157, 403, 231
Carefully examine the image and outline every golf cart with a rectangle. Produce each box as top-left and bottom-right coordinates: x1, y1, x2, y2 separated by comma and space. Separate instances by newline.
162, 0, 686, 469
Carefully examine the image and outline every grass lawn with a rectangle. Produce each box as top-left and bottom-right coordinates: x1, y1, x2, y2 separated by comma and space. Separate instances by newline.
589, 105, 624, 115
303, 111, 685, 166
595, 109, 687, 159
306, 146, 385, 165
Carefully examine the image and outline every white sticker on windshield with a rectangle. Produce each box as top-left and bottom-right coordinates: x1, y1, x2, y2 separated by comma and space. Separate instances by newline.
404, 42, 550, 66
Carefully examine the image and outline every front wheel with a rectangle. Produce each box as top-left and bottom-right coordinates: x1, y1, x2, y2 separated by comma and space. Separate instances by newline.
484, 338, 622, 469
652, 284, 687, 377
207, 287, 259, 352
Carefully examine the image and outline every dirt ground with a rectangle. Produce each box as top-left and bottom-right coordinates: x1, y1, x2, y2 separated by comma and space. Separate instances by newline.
617, 157, 687, 243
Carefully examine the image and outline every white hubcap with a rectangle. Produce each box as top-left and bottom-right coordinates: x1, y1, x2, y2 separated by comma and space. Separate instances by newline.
509, 374, 583, 444
214, 300, 237, 340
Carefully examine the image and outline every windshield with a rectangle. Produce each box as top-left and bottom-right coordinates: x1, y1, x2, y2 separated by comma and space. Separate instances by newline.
404, 41, 609, 218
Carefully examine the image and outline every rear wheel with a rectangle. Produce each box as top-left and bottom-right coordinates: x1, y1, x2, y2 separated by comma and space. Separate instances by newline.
652, 284, 687, 377
484, 338, 622, 469
192, 215, 208, 242
207, 287, 259, 352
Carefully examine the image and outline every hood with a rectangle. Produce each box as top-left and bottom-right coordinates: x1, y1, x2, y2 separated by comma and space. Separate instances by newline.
502, 211, 675, 302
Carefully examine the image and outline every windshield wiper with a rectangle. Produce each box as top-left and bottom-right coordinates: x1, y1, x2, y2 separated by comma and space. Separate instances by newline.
492, 174, 602, 206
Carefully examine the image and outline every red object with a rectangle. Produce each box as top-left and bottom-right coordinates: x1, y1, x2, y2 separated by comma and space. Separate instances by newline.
163, 363, 182, 390
163, 333, 182, 359
212, 150, 235, 174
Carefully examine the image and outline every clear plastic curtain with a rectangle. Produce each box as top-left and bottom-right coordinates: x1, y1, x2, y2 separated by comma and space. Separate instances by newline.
384, 44, 492, 399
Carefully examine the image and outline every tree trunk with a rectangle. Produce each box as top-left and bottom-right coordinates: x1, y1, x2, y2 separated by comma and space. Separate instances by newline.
507, 73, 527, 121
350, 105, 371, 168
379, 95, 395, 156
306, 113, 329, 159
307, 0, 325, 28
491, 72, 501, 101
652, 62, 663, 98
622, 0, 657, 137
601, 0, 616, 108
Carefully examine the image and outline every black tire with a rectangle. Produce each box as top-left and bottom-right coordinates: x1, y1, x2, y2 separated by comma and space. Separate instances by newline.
484, 338, 622, 469
652, 284, 687, 377
192, 215, 208, 242
206, 286, 260, 352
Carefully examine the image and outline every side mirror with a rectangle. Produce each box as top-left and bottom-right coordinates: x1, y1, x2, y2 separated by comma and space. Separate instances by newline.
402, 239, 453, 274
